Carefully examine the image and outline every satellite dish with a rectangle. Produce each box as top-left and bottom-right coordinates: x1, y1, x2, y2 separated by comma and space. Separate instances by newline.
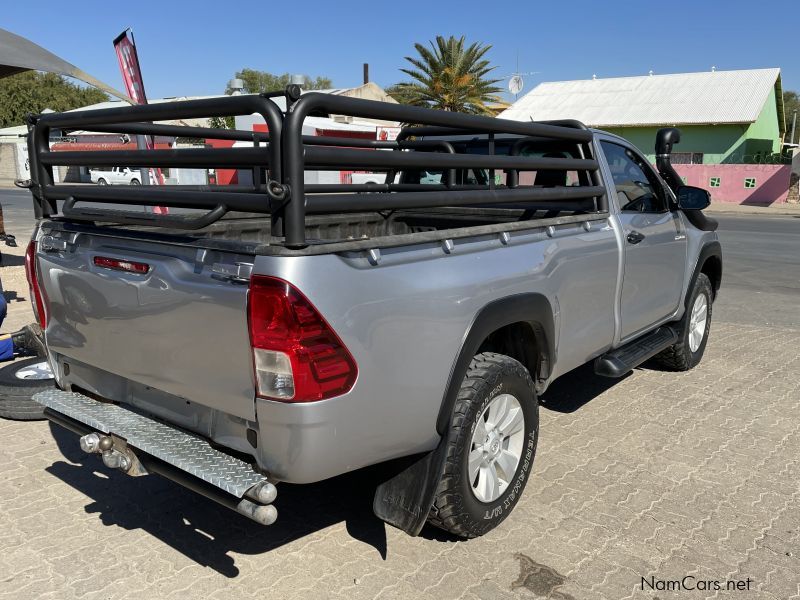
508, 74, 524, 96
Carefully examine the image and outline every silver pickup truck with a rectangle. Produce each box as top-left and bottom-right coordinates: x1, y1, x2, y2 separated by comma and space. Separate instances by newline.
23, 90, 721, 538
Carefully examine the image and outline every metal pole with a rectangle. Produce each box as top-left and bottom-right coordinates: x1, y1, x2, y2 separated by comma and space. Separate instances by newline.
791, 111, 797, 145
136, 134, 149, 190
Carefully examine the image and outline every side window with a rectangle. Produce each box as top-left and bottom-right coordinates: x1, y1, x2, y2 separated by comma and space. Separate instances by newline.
600, 141, 668, 213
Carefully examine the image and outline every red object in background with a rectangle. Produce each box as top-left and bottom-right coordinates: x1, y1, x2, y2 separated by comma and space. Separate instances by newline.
206, 139, 238, 185
210, 123, 381, 187
113, 30, 147, 104
113, 28, 166, 213
312, 129, 378, 185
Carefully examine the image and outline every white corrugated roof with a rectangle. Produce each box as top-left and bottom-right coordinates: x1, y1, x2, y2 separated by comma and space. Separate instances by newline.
499, 68, 782, 127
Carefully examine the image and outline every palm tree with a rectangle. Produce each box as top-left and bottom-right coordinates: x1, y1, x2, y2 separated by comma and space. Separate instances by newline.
396, 36, 502, 115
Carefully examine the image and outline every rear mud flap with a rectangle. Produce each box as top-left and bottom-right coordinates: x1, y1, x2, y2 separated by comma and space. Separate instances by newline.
372, 438, 448, 536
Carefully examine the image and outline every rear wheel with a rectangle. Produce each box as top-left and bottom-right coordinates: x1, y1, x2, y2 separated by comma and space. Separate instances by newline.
130, 178, 140, 185
655, 273, 713, 371
0, 357, 54, 420
428, 352, 538, 538
97, 178, 107, 186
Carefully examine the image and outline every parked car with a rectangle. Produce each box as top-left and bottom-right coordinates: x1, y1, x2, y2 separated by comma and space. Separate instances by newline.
23, 93, 721, 539
89, 166, 141, 185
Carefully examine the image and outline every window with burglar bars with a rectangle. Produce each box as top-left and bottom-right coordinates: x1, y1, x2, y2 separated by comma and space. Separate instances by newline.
709, 177, 721, 188
744, 178, 757, 188
671, 152, 704, 165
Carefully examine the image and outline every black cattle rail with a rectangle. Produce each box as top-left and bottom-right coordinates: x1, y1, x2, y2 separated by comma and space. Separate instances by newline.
26, 88, 607, 248
26, 93, 285, 229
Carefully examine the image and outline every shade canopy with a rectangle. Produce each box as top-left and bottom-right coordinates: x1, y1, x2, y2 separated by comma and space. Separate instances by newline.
0, 27, 133, 102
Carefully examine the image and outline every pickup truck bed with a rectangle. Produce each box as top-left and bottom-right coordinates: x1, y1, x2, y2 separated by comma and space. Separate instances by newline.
23, 89, 721, 538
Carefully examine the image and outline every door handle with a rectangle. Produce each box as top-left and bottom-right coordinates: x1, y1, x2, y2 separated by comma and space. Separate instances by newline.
626, 231, 646, 245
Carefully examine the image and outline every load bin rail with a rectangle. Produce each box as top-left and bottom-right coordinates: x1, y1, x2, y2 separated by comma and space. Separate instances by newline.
26, 87, 607, 248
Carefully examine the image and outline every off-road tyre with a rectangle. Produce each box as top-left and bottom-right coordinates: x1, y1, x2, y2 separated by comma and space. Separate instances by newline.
656, 273, 713, 371
0, 357, 54, 421
427, 352, 539, 538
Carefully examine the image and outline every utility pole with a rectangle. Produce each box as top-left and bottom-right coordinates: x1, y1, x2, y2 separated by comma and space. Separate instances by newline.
792, 110, 797, 145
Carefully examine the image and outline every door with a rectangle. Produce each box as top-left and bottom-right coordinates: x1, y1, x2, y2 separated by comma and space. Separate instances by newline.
600, 140, 687, 339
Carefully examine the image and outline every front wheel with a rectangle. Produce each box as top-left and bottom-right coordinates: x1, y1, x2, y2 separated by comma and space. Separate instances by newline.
427, 352, 539, 538
97, 178, 107, 186
655, 273, 713, 371
129, 178, 140, 185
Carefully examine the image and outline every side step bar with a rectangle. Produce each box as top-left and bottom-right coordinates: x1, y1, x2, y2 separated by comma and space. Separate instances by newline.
594, 326, 678, 378
33, 389, 277, 526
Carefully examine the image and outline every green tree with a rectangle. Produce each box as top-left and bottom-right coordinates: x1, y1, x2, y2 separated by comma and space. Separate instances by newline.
208, 115, 235, 129
783, 90, 800, 143
0, 71, 108, 128
395, 36, 501, 114
227, 69, 333, 94
385, 83, 418, 105
209, 70, 333, 129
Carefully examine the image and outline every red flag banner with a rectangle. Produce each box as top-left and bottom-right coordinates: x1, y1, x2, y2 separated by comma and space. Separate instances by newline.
113, 29, 167, 211
113, 30, 147, 105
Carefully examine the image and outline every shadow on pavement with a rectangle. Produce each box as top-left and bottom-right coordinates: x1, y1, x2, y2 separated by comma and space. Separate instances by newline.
42, 363, 636, 574
539, 362, 628, 413
45, 422, 398, 577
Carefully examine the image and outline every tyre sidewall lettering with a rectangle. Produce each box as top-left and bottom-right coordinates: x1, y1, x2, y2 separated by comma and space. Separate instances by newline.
461, 365, 538, 530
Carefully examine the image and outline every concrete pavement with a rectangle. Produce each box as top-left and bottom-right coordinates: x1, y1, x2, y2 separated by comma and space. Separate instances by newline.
1, 320, 798, 600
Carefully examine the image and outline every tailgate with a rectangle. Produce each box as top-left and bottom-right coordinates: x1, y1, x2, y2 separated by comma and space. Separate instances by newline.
36, 230, 257, 421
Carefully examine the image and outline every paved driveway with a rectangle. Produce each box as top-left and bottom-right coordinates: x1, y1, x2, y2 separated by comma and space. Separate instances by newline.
0, 201, 798, 599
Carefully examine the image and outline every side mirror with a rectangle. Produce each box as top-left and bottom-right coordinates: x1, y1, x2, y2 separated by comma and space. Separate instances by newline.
676, 185, 711, 211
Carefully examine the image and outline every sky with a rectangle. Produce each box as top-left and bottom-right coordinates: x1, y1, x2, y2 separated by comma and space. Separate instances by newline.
3, 0, 799, 101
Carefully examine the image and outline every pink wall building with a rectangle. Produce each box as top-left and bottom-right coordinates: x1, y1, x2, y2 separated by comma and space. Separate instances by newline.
674, 164, 791, 205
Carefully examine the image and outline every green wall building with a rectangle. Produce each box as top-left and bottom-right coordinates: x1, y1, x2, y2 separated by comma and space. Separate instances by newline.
500, 68, 785, 165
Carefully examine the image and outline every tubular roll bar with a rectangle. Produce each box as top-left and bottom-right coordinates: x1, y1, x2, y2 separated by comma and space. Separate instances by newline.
282, 93, 600, 247
26, 88, 606, 246
27, 94, 284, 222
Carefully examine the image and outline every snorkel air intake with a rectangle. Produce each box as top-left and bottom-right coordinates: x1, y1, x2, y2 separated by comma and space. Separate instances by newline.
655, 127, 682, 194
656, 127, 718, 231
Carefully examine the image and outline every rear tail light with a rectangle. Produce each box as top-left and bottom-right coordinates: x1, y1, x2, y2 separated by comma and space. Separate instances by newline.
24, 241, 48, 329
93, 256, 150, 274
247, 276, 357, 402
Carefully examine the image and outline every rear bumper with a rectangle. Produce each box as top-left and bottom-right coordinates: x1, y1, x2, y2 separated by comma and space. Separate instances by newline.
33, 389, 279, 525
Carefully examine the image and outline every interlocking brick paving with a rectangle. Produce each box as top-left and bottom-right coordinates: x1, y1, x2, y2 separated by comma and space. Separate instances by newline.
1, 320, 799, 600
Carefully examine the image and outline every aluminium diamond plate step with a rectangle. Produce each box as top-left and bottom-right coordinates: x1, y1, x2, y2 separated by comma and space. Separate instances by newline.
33, 388, 267, 498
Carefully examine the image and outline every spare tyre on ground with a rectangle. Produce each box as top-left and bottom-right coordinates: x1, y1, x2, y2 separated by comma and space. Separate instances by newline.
0, 356, 53, 420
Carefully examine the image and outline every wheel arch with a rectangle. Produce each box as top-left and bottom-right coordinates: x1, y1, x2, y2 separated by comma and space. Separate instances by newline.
435, 293, 555, 435
686, 241, 722, 306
